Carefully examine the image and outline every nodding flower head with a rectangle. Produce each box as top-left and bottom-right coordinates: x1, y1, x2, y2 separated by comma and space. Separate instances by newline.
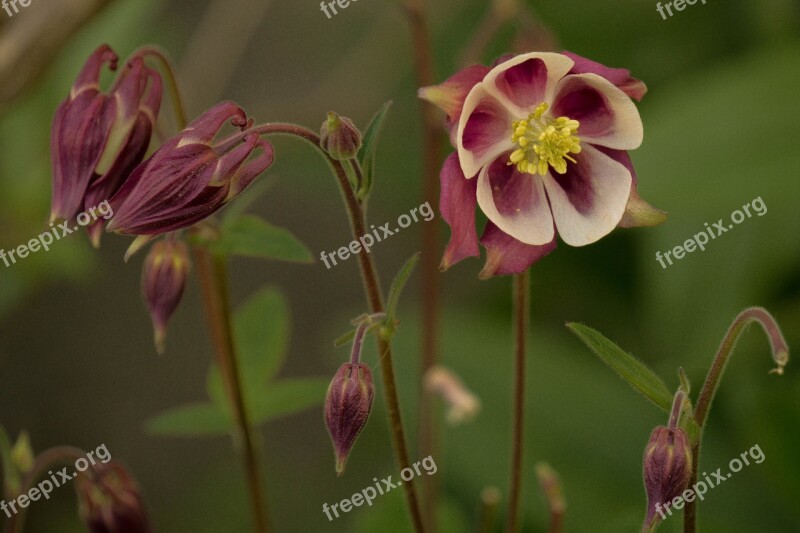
106, 102, 274, 245
50, 44, 162, 247
75, 461, 152, 533
420, 51, 664, 277
141, 238, 190, 354
324, 362, 374, 475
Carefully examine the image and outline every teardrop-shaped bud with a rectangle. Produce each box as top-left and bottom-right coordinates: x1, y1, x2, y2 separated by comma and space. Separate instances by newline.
324, 362, 374, 475
141, 239, 190, 354
642, 426, 693, 531
319, 112, 362, 161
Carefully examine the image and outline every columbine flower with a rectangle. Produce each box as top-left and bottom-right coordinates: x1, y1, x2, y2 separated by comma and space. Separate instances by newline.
106, 101, 274, 256
420, 51, 664, 277
142, 238, 190, 354
50, 44, 162, 247
75, 462, 152, 533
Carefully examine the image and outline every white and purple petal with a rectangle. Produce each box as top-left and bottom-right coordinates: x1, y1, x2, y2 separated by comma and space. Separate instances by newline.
476, 156, 555, 246
551, 73, 643, 151
542, 144, 633, 246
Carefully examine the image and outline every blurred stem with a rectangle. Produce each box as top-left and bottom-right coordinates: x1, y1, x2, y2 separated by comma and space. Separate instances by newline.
134, 46, 189, 131
400, 0, 443, 527
477, 487, 502, 533
193, 248, 270, 533
249, 123, 427, 533
459, 0, 520, 66
507, 269, 530, 533
4, 446, 86, 533
684, 307, 789, 533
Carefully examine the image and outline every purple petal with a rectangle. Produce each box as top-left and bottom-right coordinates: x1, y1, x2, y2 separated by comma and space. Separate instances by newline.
72, 45, 118, 95
479, 222, 556, 278
562, 51, 647, 101
439, 153, 479, 270
551, 73, 643, 150
457, 87, 513, 178
492, 57, 549, 109
183, 101, 247, 144
476, 156, 555, 245
542, 144, 633, 246
418, 64, 490, 144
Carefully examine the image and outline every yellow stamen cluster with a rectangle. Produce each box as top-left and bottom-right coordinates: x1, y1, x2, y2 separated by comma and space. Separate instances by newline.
509, 103, 581, 176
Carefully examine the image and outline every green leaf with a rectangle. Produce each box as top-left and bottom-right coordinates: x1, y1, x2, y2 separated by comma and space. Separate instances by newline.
566, 323, 673, 412
212, 215, 312, 263
145, 403, 233, 437
207, 287, 290, 408
356, 101, 392, 200
250, 379, 329, 425
384, 253, 420, 335
221, 175, 277, 224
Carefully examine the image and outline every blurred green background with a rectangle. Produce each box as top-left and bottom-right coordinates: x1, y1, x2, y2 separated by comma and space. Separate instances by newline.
1, 0, 799, 531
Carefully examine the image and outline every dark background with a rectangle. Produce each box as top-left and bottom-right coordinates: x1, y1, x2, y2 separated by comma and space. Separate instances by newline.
0, 0, 799, 531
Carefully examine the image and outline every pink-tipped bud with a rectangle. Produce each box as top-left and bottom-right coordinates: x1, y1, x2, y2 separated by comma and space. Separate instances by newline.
141, 239, 190, 354
642, 426, 693, 531
324, 362, 374, 475
319, 112, 362, 161
75, 462, 152, 533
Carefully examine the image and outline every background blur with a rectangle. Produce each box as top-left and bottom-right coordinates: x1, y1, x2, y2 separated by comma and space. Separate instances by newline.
1, 0, 799, 531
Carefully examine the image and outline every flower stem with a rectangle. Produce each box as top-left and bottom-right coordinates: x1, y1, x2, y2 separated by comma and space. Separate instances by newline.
134, 46, 189, 130
193, 248, 270, 533
400, 0, 444, 525
507, 269, 530, 533
4, 446, 86, 533
250, 123, 427, 533
684, 307, 789, 532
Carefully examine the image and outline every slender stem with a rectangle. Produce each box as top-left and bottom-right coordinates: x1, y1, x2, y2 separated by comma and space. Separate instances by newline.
350, 320, 370, 365
507, 269, 530, 533
133, 46, 189, 130
401, 1, 444, 526
249, 123, 427, 532
193, 248, 270, 533
4, 447, 86, 533
477, 487, 502, 533
684, 307, 789, 532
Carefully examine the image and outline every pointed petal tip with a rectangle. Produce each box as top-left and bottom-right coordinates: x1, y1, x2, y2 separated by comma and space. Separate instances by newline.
619, 193, 668, 228
124, 235, 154, 262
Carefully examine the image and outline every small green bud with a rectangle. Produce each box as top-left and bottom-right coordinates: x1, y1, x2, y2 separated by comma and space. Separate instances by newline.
320, 112, 362, 161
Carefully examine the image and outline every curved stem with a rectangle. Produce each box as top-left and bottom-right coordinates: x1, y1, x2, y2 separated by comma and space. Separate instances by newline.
400, 1, 444, 526
684, 307, 789, 532
249, 123, 427, 532
507, 269, 530, 533
133, 46, 189, 130
4, 446, 86, 533
193, 248, 270, 533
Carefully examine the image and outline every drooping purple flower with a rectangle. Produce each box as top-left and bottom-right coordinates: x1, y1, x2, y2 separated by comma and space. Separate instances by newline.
50, 44, 162, 247
75, 461, 152, 533
106, 102, 274, 252
420, 51, 665, 277
142, 238, 190, 354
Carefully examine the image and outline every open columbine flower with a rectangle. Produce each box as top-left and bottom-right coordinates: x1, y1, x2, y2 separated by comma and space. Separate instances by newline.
106, 101, 274, 258
50, 44, 162, 247
420, 52, 664, 277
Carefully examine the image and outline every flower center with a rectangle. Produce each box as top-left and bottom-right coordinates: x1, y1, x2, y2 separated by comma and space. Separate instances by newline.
509, 103, 581, 176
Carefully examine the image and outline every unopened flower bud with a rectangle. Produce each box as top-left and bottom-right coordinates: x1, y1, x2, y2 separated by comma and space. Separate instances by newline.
142, 239, 190, 354
324, 362, 374, 475
642, 426, 692, 530
75, 462, 152, 533
319, 112, 362, 161
10, 431, 34, 474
